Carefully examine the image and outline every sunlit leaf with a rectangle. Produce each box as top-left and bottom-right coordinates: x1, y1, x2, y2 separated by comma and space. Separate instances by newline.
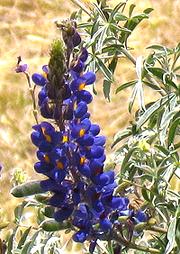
136, 93, 175, 130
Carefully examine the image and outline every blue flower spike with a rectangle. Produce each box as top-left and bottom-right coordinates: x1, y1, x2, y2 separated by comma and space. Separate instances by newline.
28, 21, 148, 253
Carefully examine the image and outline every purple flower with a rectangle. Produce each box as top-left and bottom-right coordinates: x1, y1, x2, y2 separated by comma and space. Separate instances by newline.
15, 63, 28, 73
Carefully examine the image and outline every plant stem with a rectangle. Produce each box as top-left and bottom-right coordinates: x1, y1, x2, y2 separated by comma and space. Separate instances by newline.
24, 72, 39, 124
147, 225, 167, 234
113, 231, 161, 253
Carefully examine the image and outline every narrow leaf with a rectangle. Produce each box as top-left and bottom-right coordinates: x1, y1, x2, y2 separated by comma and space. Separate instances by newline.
96, 57, 113, 82
168, 116, 180, 146
136, 93, 175, 130
116, 80, 137, 93
112, 129, 132, 148
17, 227, 31, 249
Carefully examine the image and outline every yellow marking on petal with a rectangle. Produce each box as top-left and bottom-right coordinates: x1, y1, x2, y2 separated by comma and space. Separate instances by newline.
42, 71, 47, 78
56, 161, 64, 169
74, 101, 77, 110
41, 127, 52, 142
63, 135, 68, 143
80, 156, 86, 165
79, 128, 85, 137
44, 154, 50, 163
79, 82, 86, 91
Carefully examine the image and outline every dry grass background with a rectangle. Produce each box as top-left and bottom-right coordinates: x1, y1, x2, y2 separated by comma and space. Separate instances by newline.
0, 0, 179, 228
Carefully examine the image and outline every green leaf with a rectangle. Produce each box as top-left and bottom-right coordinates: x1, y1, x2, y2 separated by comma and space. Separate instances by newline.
96, 25, 108, 53
143, 80, 161, 91
143, 8, 154, 14
142, 188, 151, 202
128, 82, 138, 112
116, 80, 137, 94
41, 219, 71, 232
129, 4, 136, 17
110, 23, 131, 34
168, 116, 180, 146
165, 217, 177, 254
103, 80, 111, 101
11, 181, 44, 198
155, 145, 169, 156
17, 227, 31, 249
88, 25, 105, 47
93, 2, 108, 21
147, 44, 169, 51
112, 129, 132, 148
96, 57, 113, 82
109, 2, 127, 22
43, 206, 55, 218
176, 217, 180, 248
7, 226, 18, 254
14, 201, 28, 223
114, 13, 128, 22
159, 100, 177, 145
136, 93, 175, 130
77, 22, 93, 29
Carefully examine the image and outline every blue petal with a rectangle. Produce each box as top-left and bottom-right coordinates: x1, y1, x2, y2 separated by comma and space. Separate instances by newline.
94, 136, 106, 146
34, 161, 53, 174
79, 48, 88, 62
100, 218, 112, 231
48, 193, 66, 207
72, 32, 81, 47
90, 124, 100, 136
32, 73, 47, 86
77, 134, 94, 146
73, 230, 88, 243
82, 72, 96, 85
74, 101, 88, 118
54, 207, 73, 222
76, 90, 93, 104
78, 164, 91, 177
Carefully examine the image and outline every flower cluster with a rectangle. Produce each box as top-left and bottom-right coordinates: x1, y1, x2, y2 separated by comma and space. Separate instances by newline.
29, 22, 147, 252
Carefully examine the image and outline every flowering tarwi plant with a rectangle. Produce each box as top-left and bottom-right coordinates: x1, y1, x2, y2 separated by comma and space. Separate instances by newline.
3, 1, 179, 254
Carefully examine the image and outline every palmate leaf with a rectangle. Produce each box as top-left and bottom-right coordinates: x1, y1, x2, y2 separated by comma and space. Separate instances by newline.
120, 12, 150, 43
136, 93, 175, 130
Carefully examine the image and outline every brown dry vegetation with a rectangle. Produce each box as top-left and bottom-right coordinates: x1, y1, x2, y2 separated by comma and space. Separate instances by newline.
0, 0, 179, 224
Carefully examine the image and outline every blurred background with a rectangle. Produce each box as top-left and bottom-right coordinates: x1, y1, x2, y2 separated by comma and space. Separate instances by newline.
0, 0, 179, 224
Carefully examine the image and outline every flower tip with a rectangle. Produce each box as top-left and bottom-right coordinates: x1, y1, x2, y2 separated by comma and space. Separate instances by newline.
15, 63, 28, 73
